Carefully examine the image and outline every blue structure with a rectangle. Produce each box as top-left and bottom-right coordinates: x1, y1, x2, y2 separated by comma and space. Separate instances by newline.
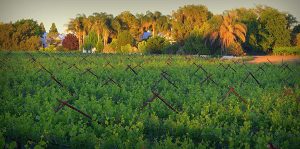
142, 31, 151, 40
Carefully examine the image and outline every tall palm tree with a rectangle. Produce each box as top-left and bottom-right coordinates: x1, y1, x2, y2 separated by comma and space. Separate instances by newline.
93, 13, 105, 41
67, 14, 86, 49
136, 13, 151, 34
207, 13, 247, 55
156, 15, 172, 38
138, 13, 151, 31
112, 18, 123, 34
145, 11, 162, 37
83, 15, 95, 40
92, 13, 113, 46
102, 24, 111, 46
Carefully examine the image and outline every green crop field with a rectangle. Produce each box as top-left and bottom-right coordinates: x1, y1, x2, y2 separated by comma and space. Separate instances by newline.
0, 51, 299, 148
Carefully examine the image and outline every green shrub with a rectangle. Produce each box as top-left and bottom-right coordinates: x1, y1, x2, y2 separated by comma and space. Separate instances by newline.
56, 45, 66, 51
273, 47, 300, 55
182, 35, 210, 54
228, 43, 245, 56
109, 39, 118, 52
83, 31, 98, 51
138, 41, 147, 53
144, 36, 170, 54
112, 31, 135, 53
19, 36, 42, 50
163, 43, 180, 54
297, 33, 300, 47
117, 31, 134, 47
42, 45, 56, 51
120, 44, 133, 53
96, 41, 104, 52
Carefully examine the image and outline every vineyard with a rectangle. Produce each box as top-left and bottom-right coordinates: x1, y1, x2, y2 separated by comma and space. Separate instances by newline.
0, 51, 299, 148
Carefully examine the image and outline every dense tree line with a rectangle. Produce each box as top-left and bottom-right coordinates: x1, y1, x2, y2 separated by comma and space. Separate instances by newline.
0, 5, 299, 55
0, 19, 43, 50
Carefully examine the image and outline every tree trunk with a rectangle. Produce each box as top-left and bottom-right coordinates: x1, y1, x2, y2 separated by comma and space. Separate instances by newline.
97, 30, 101, 42
78, 32, 81, 50
152, 23, 156, 37
83, 32, 86, 46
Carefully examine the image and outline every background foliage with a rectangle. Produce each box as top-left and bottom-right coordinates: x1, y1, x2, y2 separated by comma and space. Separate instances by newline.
0, 5, 299, 55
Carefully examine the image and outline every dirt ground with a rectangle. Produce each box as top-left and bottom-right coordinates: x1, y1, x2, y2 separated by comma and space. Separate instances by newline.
248, 55, 300, 64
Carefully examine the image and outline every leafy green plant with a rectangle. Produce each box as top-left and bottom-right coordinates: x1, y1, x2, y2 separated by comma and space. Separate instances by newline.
144, 36, 170, 54
0, 52, 299, 148
182, 35, 210, 54
83, 31, 98, 51
273, 47, 300, 55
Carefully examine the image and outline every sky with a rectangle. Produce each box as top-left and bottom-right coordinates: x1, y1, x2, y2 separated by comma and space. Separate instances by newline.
0, 0, 299, 33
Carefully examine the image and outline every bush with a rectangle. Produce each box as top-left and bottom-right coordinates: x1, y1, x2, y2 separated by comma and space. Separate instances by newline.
56, 45, 66, 51
112, 31, 135, 53
163, 43, 180, 54
42, 45, 56, 51
138, 41, 147, 53
297, 33, 300, 47
62, 34, 79, 50
117, 31, 134, 47
182, 35, 209, 54
19, 36, 42, 50
144, 36, 170, 54
227, 43, 245, 56
109, 39, 118, 52
120, 44, 133, 53
96, 40, 104, 52
103, 45, 115, 53
83, 31, 97, 51
273, 47, 300, 55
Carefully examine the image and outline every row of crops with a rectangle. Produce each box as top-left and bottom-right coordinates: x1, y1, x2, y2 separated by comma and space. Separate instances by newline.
0, 51, 299, 148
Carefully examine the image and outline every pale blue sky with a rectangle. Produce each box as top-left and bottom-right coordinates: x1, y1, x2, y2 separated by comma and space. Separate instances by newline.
0, 0, 299, 33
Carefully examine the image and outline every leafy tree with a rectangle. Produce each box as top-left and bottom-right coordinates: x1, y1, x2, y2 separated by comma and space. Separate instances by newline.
62, 33, 79, 50
297, 33, 300, 47
144, 36, 170, 54
257, 7, 291, 52
39, 22, 46, 33
2, 19, 43, 50
47, 23, 60, 46
291, 24, 300, 45
67, 14, 86, 49
232, 8, 261, 54
14, 19, 44, 37
285, 13, 298, 30
171, 5, 212, 43
19, 36, 41, 50
292, 24, 300, 35
117, 30, 134, 47
0, 23, 14, 50
109, 31, 134, 52
116, 11, 141, 41
49, 23, 58, 35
